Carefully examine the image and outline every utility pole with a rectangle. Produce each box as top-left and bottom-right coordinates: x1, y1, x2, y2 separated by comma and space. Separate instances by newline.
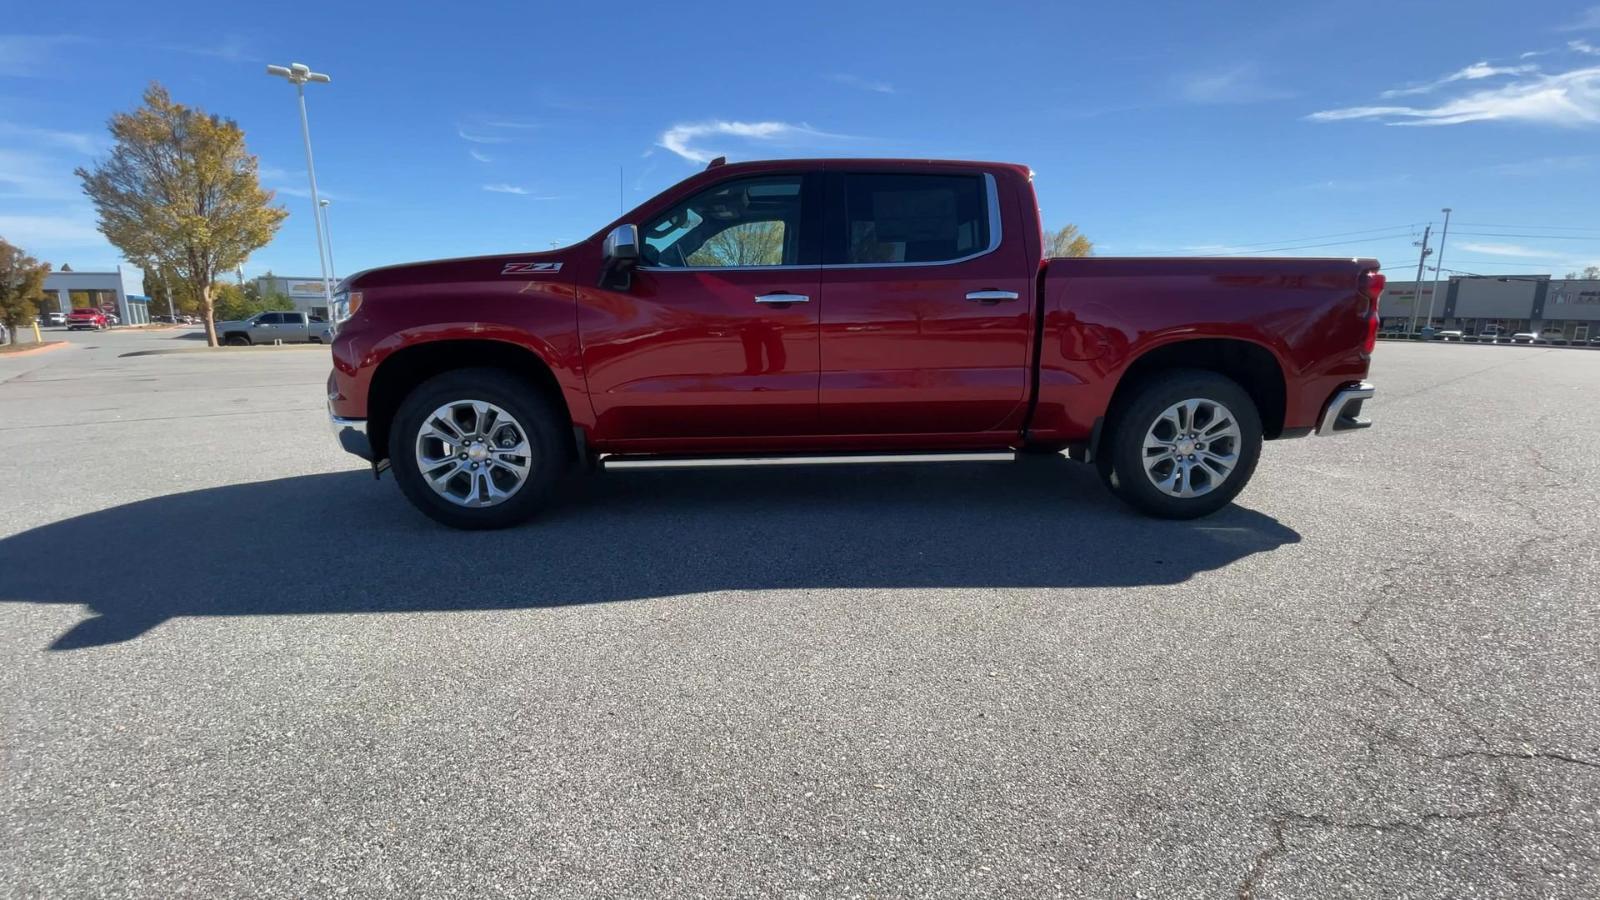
1408, 225, 1432, 336
1423, 207, 1451, 332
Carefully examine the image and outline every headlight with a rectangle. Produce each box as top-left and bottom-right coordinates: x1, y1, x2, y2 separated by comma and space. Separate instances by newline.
330, 290, 362, 331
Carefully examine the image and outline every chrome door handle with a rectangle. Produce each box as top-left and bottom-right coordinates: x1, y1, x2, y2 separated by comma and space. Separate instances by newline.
754, 293, 810, 304
965, 290, 1020, 303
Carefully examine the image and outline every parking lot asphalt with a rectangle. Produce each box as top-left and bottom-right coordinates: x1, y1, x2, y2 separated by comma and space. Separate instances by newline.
2, 330, 1597, 898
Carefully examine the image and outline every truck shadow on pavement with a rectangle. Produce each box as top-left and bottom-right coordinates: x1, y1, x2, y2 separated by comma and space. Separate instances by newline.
0, 456, 1300, 650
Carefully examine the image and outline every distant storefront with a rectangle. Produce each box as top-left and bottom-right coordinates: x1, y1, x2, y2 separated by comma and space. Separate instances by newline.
252, 275, 334, 320
40, 268, 150, 325
1379, 275, 1600, 340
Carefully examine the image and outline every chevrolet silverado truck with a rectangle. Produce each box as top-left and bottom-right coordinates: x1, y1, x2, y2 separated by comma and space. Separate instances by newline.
327, 158, 1381, 529
218, 310, 333, 345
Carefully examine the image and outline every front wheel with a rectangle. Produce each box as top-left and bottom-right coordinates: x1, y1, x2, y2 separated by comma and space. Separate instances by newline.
1098, 369, 1263, 519
388, 368, 572, 530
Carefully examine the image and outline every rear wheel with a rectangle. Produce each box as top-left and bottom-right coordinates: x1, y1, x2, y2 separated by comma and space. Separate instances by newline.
1098, 369, 1262, 519
388, 368, 572, 530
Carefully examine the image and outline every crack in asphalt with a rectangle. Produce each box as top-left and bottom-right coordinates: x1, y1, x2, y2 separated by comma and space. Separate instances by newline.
1238, 431, 1596, 898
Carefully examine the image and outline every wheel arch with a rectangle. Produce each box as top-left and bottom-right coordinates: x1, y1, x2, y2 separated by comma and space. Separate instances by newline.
1102, 337, 1288, 446
366, 339, 575, 464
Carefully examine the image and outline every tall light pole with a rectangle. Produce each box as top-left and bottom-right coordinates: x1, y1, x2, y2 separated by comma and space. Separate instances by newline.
1408, 224, 1432, 336
319, 198, 337, 284
1423, 207, 1452, 331
265, 62, 334, 317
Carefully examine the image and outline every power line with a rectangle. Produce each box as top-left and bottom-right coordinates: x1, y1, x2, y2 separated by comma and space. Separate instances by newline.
1448, 231, 1599, 241
1212, 233, 1421, 255
1455, 222, 1600, 233
1212, 224, 1422, 250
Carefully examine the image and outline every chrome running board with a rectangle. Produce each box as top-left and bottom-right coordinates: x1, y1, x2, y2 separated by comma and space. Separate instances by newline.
601, 451, 1018, 470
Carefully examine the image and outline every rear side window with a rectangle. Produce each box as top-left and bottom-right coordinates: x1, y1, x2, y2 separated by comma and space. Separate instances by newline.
834, 173, 991, 265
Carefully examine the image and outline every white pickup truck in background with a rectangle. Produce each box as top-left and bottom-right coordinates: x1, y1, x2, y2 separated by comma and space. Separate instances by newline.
216, 311, 332, 346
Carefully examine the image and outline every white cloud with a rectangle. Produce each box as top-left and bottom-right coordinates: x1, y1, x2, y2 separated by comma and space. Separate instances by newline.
457, 127, 511, 145
1457, 241, 1563, 258
1178, 63, 1295, 104
0, 34, 90, 76
1557, 5, 1600, 31
1486, 153, 1597, 175
1309, 64, 1600, 126
656, 120, 851, 163
456, 119, 539, 145
0, 123, 101, 155
469, 148, 492, 163
1572, 39, 1600, 55
0, 149, 80, 199
273, 185, 343, 201
1380, 62, 1539, 97
829, 73, 895, 94
155, 36, 254, 62
481, 183, 558, 198
0, 213, 104, 246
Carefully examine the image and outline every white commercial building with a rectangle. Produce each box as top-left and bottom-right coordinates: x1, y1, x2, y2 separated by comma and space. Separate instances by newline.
42, 267, 151, 325
252, 275, 334, 320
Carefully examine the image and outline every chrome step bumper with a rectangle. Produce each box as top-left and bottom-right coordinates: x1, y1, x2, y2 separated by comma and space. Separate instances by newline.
1316, 382, 1375, 436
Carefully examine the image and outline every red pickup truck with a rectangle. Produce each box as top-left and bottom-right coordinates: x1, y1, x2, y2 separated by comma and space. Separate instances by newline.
66, 307, 110, 331
328, 158, 1381, 529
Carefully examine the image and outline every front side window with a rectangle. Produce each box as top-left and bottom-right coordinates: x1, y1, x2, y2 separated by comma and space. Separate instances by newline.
257, 313, 283, 325
642, 175, 802, 268
836, 173, 990, 265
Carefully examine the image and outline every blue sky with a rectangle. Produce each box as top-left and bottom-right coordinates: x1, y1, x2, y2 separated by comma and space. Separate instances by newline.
3, 0, 1599, 283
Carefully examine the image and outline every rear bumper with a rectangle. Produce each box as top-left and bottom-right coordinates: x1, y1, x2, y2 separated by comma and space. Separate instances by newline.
1316, 382, 1374, 436
329, 408, 373, 461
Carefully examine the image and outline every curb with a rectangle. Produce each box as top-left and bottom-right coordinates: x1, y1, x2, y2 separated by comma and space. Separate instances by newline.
120, 344, 332, 358
0, 341, 68, 358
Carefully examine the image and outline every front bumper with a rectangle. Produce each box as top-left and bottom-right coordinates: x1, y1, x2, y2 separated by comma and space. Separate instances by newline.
1316, 382, 1375, 436
329, 408, 373, 461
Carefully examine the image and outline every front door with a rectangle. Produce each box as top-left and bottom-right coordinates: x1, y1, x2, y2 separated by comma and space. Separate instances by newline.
579, 172, 822, 440
818, 169, 1033, 434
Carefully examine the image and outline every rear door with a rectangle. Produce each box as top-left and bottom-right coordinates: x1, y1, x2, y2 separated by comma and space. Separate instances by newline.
818, 168, 1033, 434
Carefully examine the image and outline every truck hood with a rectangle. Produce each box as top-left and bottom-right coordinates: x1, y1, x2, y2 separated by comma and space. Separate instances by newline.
342, 248, 575, 291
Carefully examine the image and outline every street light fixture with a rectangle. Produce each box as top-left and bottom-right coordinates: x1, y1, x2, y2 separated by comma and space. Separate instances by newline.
265, 62, 334, 316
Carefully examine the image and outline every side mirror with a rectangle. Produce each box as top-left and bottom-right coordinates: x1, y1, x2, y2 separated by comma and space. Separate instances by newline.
603, 224, 640, 266
600, 224, 641, 290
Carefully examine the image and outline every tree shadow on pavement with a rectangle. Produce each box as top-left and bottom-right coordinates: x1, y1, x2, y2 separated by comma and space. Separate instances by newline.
0, 456, 1300, 651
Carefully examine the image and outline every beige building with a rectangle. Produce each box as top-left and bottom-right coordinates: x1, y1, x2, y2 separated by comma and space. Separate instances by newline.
1379, 274, 1600, 340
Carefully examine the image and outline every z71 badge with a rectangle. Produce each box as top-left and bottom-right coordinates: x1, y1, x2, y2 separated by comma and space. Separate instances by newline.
501, 262, 563, 275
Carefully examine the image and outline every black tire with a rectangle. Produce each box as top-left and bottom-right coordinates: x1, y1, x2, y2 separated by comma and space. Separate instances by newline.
225, 334, 250, 346
387, 368, 573, 530
1098, 369, 1263, 519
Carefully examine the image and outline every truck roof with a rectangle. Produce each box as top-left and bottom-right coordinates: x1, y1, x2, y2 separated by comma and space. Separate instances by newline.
707, 157, 1033, 177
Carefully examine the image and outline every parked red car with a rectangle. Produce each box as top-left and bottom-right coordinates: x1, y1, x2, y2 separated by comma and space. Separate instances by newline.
66, 307, 109, 331
329, 158, 1382, 528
